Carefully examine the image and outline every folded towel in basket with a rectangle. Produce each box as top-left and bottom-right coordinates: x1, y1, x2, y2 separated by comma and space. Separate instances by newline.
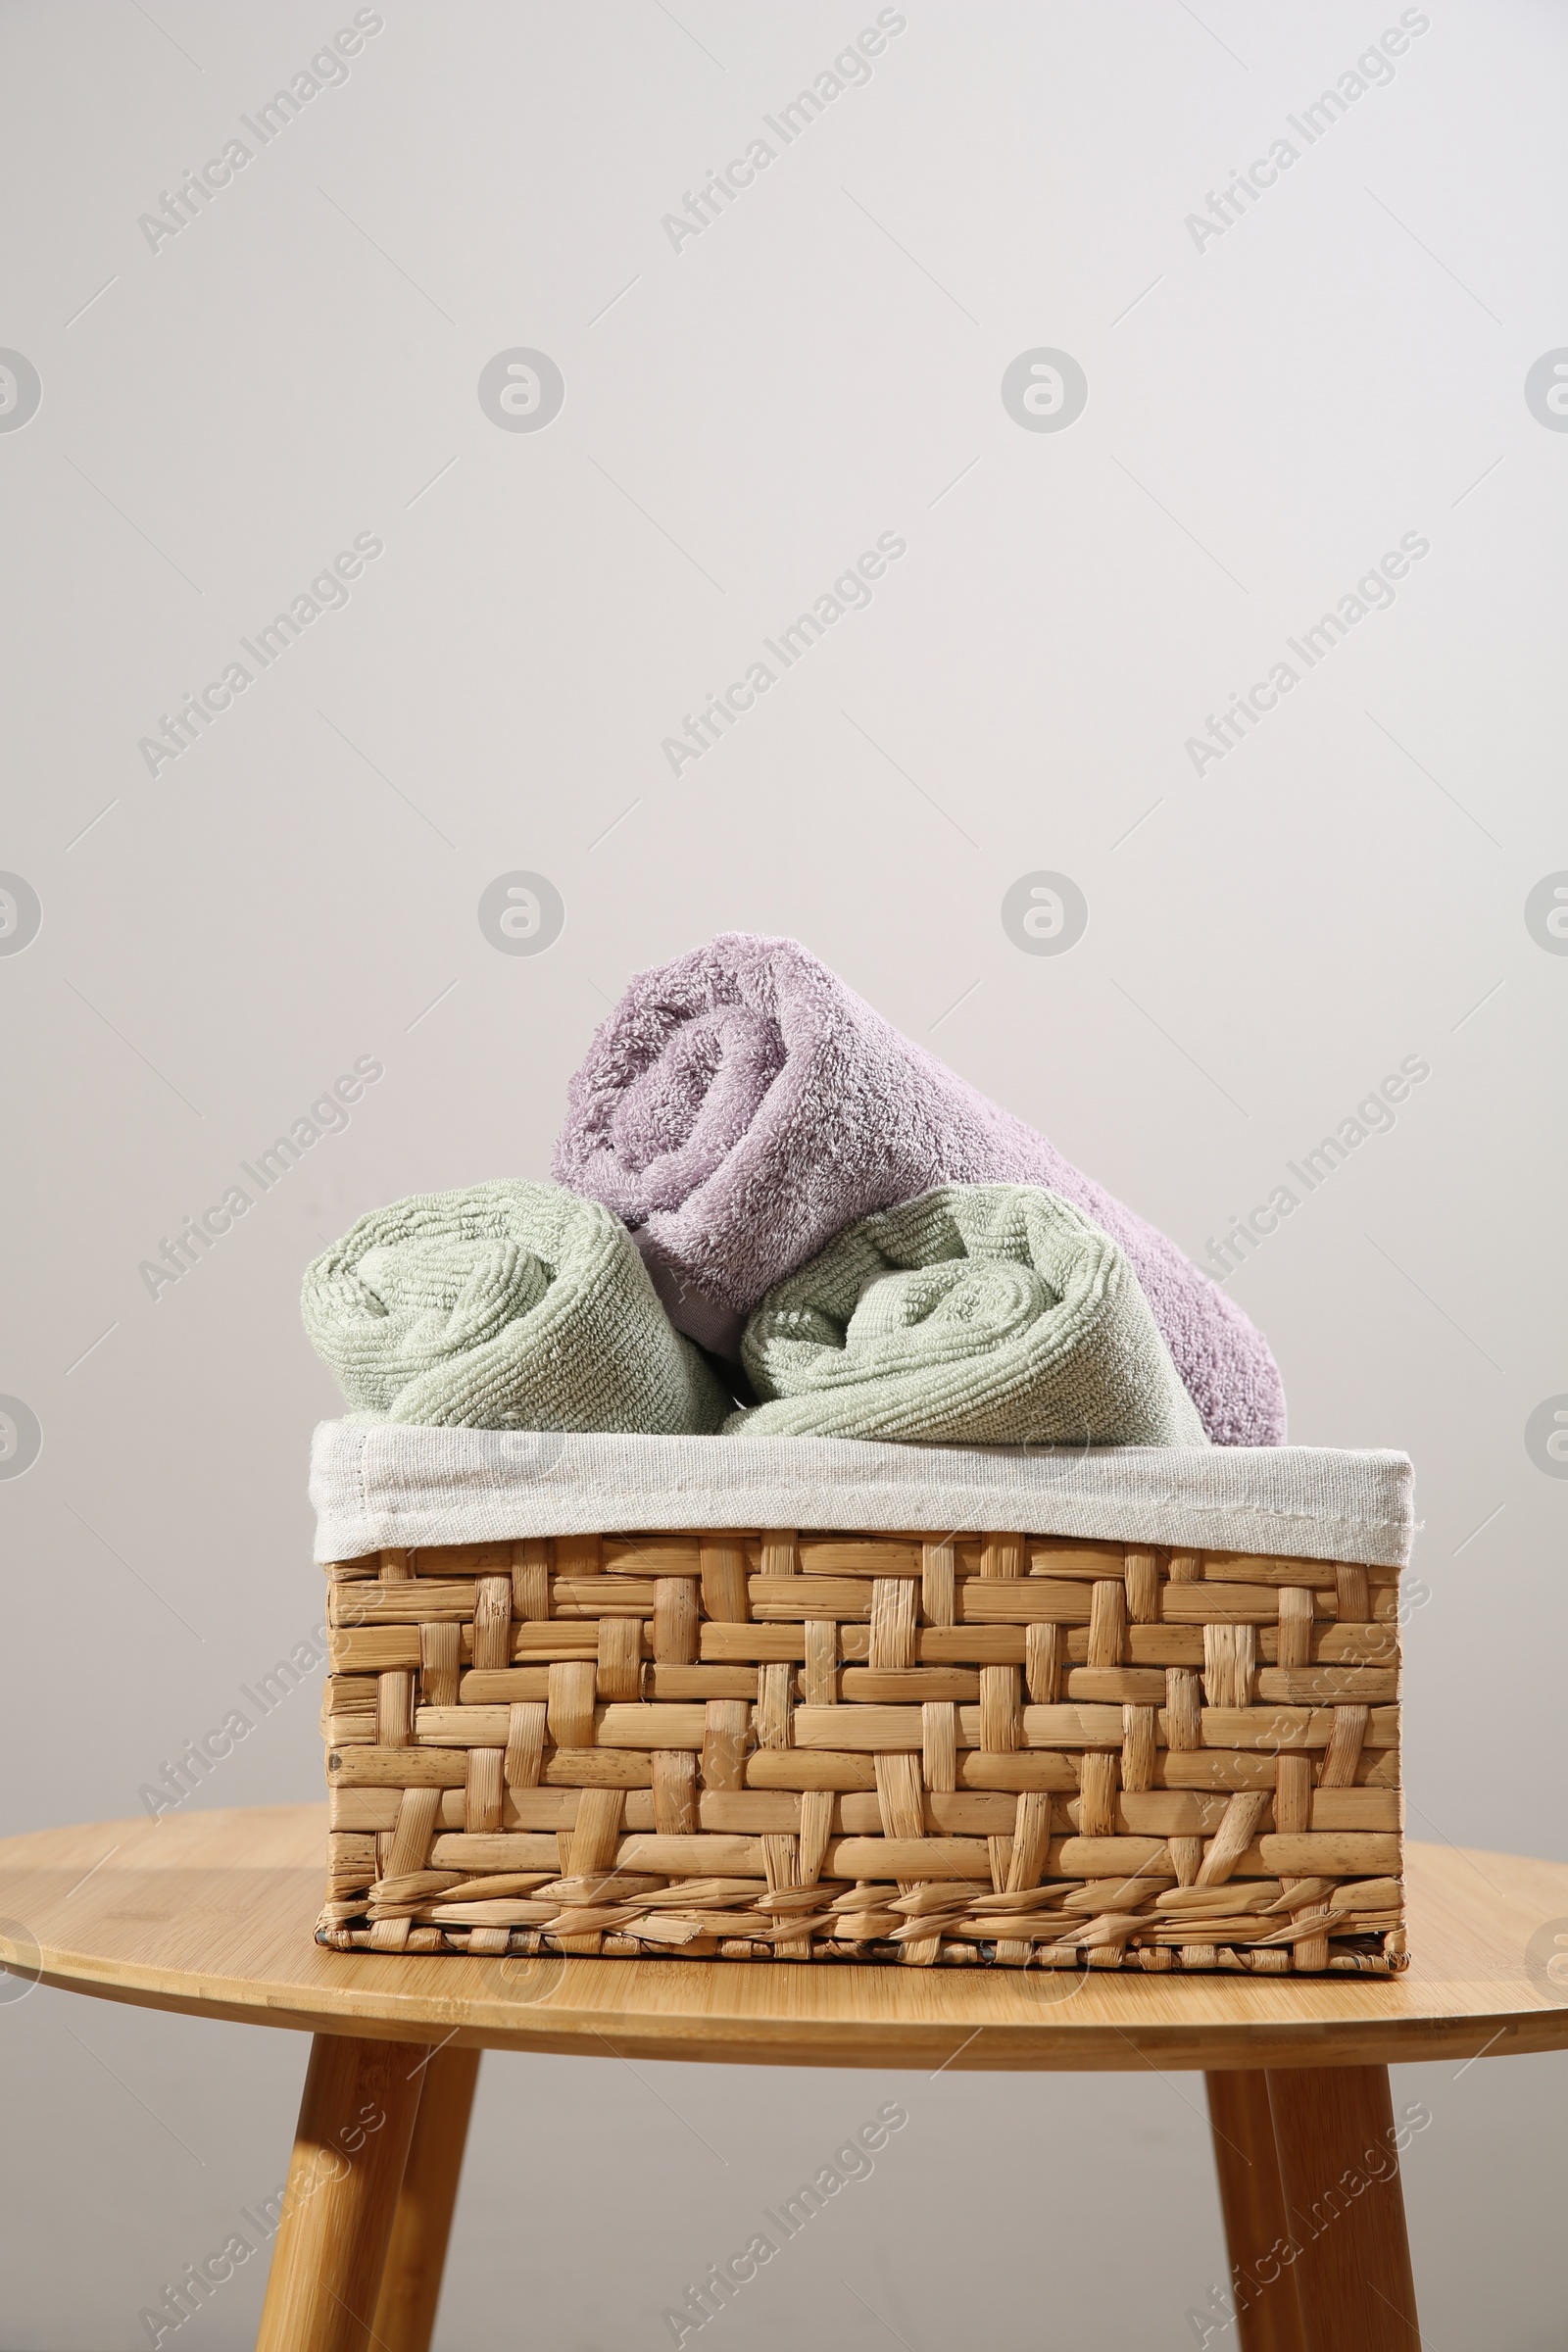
729, 1184, 1208, 1446
301, 1181, 729, 1434
552, 931, 1284, 1446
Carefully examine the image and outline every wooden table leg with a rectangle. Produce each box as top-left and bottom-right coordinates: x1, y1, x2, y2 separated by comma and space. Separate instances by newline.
256, 2033, 429, 2352
1265, 2065, 1421, 2351
370, 2045, 481, 2351
1205, 2071, 1306, 2352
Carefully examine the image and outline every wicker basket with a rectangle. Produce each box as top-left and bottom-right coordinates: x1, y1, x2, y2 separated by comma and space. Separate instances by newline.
318, 1525, 1404, 1974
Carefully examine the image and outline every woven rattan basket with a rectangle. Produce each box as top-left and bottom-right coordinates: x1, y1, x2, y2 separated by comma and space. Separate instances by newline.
318, 1526, 1404, 1973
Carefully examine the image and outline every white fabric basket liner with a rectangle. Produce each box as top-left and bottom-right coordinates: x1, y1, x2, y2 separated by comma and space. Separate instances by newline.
310, 1425, 1414, 1569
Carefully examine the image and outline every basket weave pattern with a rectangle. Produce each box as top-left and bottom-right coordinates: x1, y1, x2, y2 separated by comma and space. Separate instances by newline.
318, 1531, 1405, 1972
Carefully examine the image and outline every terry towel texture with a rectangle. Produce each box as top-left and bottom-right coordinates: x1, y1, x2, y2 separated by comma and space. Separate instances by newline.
301, 1180, 728, 1434
309, 1424, 1414, 1567
734, 1184, 1207, 1447
552, 932, 1285, 1448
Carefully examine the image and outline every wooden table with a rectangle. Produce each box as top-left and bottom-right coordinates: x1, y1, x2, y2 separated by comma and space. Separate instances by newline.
3, 1808, 1566, 2351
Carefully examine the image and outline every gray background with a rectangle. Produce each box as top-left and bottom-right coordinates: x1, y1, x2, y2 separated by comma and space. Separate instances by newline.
2, 0, 1565, 2342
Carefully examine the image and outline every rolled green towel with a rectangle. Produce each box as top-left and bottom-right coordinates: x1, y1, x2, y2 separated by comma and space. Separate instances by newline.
730, 1185, 1208, 1446
302, 1180, 729, 1433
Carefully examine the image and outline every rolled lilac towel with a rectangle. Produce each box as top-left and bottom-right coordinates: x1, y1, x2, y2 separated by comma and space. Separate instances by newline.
552, 933, 1286, 1446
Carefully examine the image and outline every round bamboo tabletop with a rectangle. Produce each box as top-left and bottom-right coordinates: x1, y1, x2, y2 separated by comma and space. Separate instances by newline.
2, 1805, 1565, 2072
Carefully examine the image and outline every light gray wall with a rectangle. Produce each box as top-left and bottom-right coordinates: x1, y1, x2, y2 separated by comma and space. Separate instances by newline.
3, 1, 1566, 2344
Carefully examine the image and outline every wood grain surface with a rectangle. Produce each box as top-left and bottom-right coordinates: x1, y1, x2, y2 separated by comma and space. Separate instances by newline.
254, 2033, 427, 2352
0, 1805, 1563, 2072
1206, 2071, 1308, 2352
369, 2044, 479, 2352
